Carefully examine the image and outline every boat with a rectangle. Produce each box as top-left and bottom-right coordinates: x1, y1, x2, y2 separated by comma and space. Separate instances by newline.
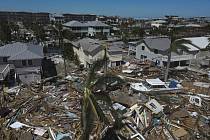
130, 78, 182, 94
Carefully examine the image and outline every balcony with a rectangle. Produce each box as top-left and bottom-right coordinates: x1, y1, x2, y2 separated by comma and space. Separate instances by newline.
161, 54, 195, 62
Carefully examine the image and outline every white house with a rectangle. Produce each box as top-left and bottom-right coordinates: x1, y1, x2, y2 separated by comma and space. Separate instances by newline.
135, 37, 198, 67
72, 38, 104, 68
183, 36, 210, 67
107, 41, 124, 67
72, 38, 124, 68
63, 20, 110, 37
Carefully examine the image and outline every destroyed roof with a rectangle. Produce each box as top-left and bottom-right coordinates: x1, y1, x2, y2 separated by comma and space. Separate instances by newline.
0, 42, 43, 60
183, 37, 210, 49
72, 38, 103, 56
108, 41, 124, 55
143, 37, 171, 51
146, 78, 165, 85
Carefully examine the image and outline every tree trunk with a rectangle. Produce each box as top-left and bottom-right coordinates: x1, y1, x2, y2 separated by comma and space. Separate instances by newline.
164, 48, 171, 82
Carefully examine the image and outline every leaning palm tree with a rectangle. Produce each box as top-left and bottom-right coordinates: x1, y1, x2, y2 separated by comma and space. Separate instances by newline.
81, 52, 125, 140
164, 33, 192, 81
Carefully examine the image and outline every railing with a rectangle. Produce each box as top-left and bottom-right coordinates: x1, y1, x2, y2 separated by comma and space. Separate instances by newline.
161, 54, 195, 61
71, 29, 88, 33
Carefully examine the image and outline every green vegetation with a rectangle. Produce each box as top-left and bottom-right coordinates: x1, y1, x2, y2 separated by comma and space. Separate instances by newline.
31, 23, 46, 43
131, 27, 145, 37
0, 21, 12, 43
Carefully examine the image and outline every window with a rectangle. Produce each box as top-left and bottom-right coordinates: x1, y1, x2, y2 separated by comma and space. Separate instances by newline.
142, 46, 145, 50
141, 55, 144, 59
3, 57, 8, 62
28, 60, 33, 66
144, 56, 147, 59
22, 60, 26, 66
152, 85, 166, 88
154, 49, 158, 54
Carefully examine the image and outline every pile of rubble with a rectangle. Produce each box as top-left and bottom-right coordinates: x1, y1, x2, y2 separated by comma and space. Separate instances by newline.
0, 75, 83, 140
107, 62, 210, 140
110, 91, 210, 140
0, 59, 210, 140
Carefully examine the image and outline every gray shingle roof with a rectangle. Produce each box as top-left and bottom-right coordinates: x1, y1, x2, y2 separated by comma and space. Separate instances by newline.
63, 20, 86, 27
108, 41, 124, 55
143, 37, 171, 51
85, 21, 109, 27
0, 42, 43, 60
72, 38, 103, 56
63, 20, 109, 27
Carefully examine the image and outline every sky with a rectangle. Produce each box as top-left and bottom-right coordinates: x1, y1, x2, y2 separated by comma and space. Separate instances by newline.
0, 0, 210, 18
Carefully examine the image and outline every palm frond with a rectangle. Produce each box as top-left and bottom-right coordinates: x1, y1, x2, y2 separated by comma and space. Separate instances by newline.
86, 55, 108, 88
89, 93, 109, 124
81, 91, 96, 140
81, 50, 113, 139
93, 74, 125, 89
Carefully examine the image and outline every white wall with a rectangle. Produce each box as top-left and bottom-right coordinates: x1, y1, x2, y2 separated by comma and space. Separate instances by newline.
136, 42, 195, 66
73, 47, 105, 68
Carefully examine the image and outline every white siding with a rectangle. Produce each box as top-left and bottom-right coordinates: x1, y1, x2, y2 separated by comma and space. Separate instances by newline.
136, 42, 196, 66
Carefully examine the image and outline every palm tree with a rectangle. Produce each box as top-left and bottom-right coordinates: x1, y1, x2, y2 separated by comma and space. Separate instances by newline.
164, 32, 192, 82
81, 52, 125, 140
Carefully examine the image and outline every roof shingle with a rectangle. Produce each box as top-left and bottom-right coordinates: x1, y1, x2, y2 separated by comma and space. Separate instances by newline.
0, 42, 43, 60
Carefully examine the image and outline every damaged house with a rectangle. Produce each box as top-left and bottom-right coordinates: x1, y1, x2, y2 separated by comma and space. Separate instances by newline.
107, 41, 124, 67
135, 36, 198, 67
183, 36, 210, 67
72, 38, 124, 68
0, 42, 44, 85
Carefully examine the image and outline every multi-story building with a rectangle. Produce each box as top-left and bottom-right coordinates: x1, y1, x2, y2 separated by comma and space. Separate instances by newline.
63, 13, 96, 22
50, 13, 65, 24
0, 11, 50, 24
63, 20, 110, 37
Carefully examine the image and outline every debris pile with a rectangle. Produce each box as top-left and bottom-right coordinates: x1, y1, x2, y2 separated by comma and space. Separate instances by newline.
0, 76, 83, 140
